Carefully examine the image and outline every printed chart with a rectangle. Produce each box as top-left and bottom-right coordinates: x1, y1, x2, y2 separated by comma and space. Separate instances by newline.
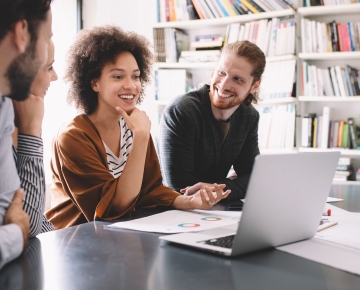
105, 210, 241, 233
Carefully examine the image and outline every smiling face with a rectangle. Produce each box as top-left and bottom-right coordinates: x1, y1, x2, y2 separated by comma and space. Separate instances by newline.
92, 51, 141, 115
31, 40, 58, 98
209, 52, 260, 120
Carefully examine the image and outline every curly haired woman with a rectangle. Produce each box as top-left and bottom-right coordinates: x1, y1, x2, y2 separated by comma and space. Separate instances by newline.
46, 26, 231, 229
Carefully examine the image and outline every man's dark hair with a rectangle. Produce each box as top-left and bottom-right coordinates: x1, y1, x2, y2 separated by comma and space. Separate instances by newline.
221, 40, 266, 105
0, 0, 52, 43
65, 25, 154, 115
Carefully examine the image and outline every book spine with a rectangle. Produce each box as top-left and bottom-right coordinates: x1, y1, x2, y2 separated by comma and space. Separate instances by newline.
348, 118, 358, 149
342, 123, 349, 148
321, 106, 330, 149
338, 120, 344, 148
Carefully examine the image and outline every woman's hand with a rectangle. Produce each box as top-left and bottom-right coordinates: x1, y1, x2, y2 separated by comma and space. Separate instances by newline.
173, 183, 231, 210
115, 106, 150, 140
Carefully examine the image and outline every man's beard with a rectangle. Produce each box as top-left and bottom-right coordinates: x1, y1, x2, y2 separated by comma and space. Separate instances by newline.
6, 39, 42, 101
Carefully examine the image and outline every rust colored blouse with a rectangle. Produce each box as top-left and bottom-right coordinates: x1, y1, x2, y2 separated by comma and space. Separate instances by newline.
46, 114, 180, 229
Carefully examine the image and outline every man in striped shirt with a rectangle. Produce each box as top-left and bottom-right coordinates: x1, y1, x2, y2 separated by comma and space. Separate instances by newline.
0, 0, 53, 269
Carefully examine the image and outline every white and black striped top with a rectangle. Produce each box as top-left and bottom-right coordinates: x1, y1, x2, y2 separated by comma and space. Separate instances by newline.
104, 118, 133, 178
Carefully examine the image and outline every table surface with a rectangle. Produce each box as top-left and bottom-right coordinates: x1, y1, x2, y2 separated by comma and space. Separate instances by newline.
1, 184, 360, 290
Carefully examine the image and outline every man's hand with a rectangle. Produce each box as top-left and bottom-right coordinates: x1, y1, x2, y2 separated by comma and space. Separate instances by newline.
12, 94, 44, 137
180, 182, 214, 196
4, 189, 30, 251
174, 184, 231, 210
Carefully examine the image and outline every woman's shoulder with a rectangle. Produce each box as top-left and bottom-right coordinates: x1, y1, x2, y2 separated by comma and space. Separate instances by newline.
56, 114, 100, 147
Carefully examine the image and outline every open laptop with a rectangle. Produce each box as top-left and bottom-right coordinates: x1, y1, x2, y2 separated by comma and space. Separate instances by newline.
159, 152, 340, 256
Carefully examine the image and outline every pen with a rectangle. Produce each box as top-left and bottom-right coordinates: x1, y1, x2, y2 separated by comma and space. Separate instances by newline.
323, 208, 331, 216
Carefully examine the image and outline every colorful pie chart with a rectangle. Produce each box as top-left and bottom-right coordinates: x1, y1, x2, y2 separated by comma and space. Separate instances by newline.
178, 223, 200, 228
201, 217, 221, 221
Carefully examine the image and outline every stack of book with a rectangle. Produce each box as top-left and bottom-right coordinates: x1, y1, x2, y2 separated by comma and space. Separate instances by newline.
153, 28, 189, 63
225, 16, 295, 56
301, 20, 360, 53
179, 50, 221, 62
301, 63, 360, 97
257, 104, 295, 149
155, 69, 193, 102
260, 58, 296, 99
303, 0, 360, 8
157, 0, 297, 22
334, 157, 354, 182
302, 107, 360, 149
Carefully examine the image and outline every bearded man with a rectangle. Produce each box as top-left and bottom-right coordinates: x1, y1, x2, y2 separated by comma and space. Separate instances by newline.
0, 0, 53, 269
157, 41, 265, 201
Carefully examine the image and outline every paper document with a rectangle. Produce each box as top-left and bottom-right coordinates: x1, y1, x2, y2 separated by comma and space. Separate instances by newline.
278, 203, 360, 276
326, 197, 343, 202
105, 210, 241, 233
241, 197, 342, 203
316, 204, 360, 250
277, 238, 360, 276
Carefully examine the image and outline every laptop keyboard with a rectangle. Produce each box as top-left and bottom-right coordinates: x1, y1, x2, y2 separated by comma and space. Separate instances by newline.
199, 235, 235, 249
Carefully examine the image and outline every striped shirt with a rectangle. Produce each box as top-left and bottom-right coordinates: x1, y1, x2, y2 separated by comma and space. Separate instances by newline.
13, 136, 54, 234
103, 117, 133, 178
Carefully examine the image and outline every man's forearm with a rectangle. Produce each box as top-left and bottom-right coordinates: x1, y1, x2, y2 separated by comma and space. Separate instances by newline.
14, 134, 46, 237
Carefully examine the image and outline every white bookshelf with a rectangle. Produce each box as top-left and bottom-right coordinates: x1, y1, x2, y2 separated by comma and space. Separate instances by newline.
296, 3, 360, 179
153, 9, 295, 29
298, 96, 360, 102
156, 54, 296, 69
298, 3, 360, 16
298, 147, 360, 157
156, 62, 217, 69
256, 97, 296, 105
332, 180, 360, 185
299, 52, 360, 60
260, 148, 297, 154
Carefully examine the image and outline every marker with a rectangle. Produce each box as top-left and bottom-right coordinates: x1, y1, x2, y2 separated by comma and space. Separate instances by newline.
323, 208, 331, 216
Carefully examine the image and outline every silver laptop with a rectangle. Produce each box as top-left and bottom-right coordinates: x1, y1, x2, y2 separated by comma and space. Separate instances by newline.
159, 152, 340, 256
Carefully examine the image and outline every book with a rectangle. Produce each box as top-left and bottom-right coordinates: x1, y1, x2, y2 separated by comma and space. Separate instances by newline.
338, 120, 345, 148
191, 40, 223, 49
312, 116, 318, 148
179, 49, 220, 62
342, 123, 349, 148
156, 69, 192, 102
321, 106, 330, 149
302, 117, 310, 147
348, 117, 358, 149
308, 113, 316, 147
332, 121, 339, 148
335, 66, 347, 96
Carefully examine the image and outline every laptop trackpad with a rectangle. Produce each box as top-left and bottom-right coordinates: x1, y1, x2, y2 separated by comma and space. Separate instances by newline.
200, 224, 237, 237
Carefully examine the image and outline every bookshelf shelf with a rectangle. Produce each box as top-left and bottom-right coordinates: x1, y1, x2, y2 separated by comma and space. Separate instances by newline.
298, 96, 360, 102
266, 54, 296, 62
298, 3, 360, 16
298, 147, 360, 157
257, 97, 296, 105
260, 148, 297, 154
156, 55, 296, 69
156, 62, 217, 69
332, 180, 360, 185
298, 52, 360, 60
153, 9, 295, 29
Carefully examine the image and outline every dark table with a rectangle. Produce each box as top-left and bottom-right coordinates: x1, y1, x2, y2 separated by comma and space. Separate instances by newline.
1, 184, 360, 290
